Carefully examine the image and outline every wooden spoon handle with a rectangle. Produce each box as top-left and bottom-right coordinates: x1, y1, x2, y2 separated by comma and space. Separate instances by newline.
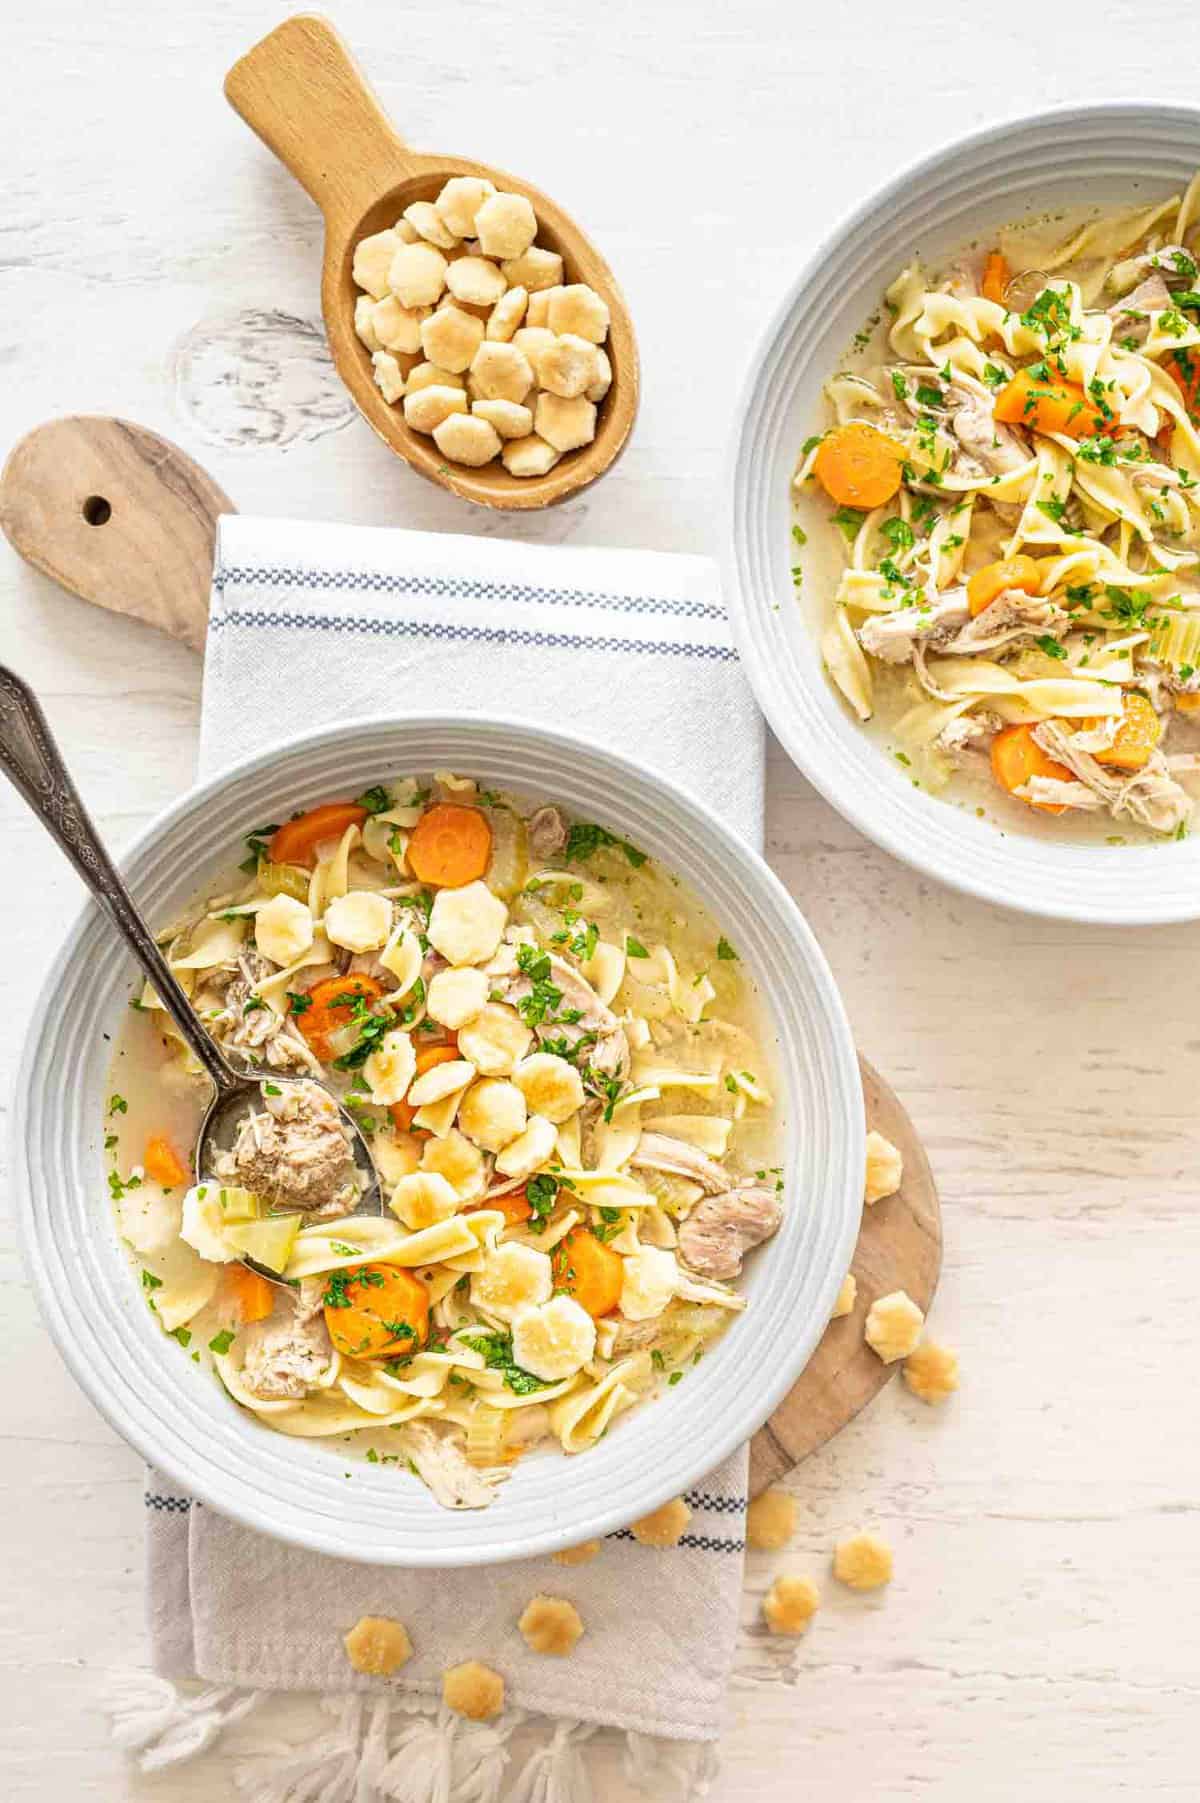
224, 13, 417, 232
0, 416, 234, 653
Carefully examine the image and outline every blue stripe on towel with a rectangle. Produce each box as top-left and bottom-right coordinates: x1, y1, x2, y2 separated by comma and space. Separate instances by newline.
215, 564, 727, 623
209, 609, 738, 663
607, 1529, 745, 1554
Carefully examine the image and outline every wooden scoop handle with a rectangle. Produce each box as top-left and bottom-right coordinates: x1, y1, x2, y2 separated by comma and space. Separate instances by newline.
224, 13, 417, 232
0, 416, 234, 653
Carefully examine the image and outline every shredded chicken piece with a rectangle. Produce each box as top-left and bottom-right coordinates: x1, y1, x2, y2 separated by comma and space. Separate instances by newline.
1022, 776, 1106, 811
503, 951, 628, 1076
398, 1422, 504, 1510
1107, 270, 1172, 344
631, 1132, 730, 1195
220, 1079, 358, 1216
1111, 245, 1198, 294
933, 710, 1000, 762
240, 1291, 333, 1401
942, 589, 1070, 657
1033, 720, 1192, 835
858, 591, 970, 665
948, 384, 1029, 475
527, 805, 569, 860
677, 1184, 782, 1280
199, 953, 323, 1073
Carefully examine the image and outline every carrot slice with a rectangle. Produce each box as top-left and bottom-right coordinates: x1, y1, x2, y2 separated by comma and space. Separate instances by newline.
1084, 692, 1162, 772
993, 367, 1108, 439
268, 802, 368, 868
812, 421, 907, 510
406, 804, 493, 888
966, 555, 1044, 618
144, 1135, 191, 1189
1175, 692, 1200, 714
224, 1264, 275, 1325
551, 1227, 624, 1319
990, 723, 1074, 815
297, 974, 386, 1064
981, 250, 1011, 306
467, 1189, 534, 1226
323, 1265, 430, 1360
389, 1042, 462, 1134
1165, 349, 1200, 422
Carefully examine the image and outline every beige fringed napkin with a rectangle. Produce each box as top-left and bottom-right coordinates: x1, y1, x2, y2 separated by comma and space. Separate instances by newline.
115, 516, 764, 1801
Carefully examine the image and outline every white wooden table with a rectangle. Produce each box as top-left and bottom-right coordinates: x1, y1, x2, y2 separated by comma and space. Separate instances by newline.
3, 2, 1199, 1796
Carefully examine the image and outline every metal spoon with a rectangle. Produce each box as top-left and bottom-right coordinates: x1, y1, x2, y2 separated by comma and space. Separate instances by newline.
0, 665, 381, 1259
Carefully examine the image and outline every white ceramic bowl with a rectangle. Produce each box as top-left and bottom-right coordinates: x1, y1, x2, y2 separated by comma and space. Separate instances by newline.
726, 102, 1200, 924
13, 715, 862, 1565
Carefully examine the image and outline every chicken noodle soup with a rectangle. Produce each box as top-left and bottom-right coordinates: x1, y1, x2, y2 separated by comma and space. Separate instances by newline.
107, 776, 783, 1509
795, 173, 1200, 841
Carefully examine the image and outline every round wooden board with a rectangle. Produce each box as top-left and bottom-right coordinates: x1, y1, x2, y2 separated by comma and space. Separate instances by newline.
749, 1055, 942, 1496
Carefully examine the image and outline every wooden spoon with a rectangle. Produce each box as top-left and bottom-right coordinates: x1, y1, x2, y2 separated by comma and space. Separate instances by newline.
224, 13, 639, 513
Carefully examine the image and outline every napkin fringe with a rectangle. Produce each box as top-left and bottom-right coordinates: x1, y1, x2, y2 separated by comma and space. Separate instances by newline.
106, 1672, 718, 1801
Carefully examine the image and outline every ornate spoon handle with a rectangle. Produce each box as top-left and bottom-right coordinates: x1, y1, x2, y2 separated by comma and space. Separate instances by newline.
0, 664, 240, 1097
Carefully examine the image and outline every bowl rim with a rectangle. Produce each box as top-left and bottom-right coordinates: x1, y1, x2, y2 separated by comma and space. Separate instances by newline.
12, 709, 863, 1564
724, 98, 1200, 926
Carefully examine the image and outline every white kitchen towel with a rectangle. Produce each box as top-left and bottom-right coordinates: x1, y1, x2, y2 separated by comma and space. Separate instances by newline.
123, 514, 765, 1799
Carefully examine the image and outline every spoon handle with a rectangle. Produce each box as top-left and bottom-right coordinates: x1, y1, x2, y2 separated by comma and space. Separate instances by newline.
225, 14, 417, 231
0, 665, 241, 1099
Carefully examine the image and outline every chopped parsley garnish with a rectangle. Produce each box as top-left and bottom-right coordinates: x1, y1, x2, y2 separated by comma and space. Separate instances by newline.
563, 821, 646, 868
108, 1094, 128, 1115
1020, 286, 1079, 343
243, 995, 267, 1015
1076, 436, 1117, 466
322, 1267, 384, 1309
239, 823, 279, 875
716, 936, 738, 962
514, 944, 563, 1026
285, 991, 312, 1015
1036, 497, 1067, 525
1101, 585, 1154, 627
982, 362, 1008, 390
208, 1330, 236, 1355
915, 382, 944, 408
457, 1331, 548, 1396
625, 936, 649, 959
880, 516, 915, 553
830, 505, 866, 542
890, 371, 908, 401
355, 784, 392, 814
524, 1173, 560, 1232
330, 994, 390, 1070
791, 524, 807, 547
1035, 636, 1068, 660
141, 1269, 163, 1293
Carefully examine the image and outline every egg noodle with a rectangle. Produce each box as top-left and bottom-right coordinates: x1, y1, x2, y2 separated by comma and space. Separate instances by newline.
797, 172, 1200, 838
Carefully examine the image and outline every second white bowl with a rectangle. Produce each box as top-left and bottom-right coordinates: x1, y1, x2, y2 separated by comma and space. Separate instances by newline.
726, 102, 1200, 924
